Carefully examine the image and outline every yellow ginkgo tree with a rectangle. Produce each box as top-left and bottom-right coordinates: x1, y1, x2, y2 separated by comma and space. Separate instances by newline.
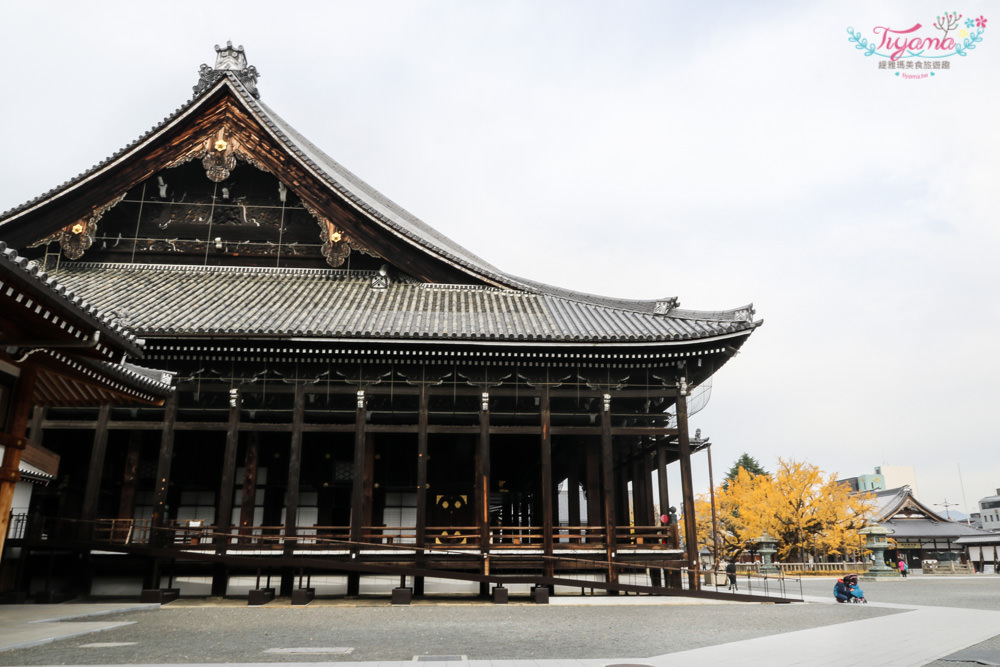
686, 457, 874, 563
768, 459, 873, 561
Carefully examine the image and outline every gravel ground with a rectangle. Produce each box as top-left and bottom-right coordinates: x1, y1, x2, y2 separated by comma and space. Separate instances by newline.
3, 574, 999, 666
798, 574, 1000, 667
795, 574, 1000, 612
0, 602, 896, 664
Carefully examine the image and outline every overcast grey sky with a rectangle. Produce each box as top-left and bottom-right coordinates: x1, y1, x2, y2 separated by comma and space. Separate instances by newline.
1, 1, 997, 516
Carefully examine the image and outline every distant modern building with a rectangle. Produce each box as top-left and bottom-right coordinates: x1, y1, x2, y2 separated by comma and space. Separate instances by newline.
976, 489, 1000, 530
875, 466, 919, 497
838, 470, 886, 493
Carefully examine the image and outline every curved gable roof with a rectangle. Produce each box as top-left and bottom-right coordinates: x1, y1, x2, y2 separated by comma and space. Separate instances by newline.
0, 50, 761, 342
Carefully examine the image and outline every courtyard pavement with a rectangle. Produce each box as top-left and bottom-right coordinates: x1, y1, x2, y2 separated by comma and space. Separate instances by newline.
1, 573, 999, 666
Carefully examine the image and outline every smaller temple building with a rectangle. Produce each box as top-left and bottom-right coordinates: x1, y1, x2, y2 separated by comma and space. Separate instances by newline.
872, 486, 983, 568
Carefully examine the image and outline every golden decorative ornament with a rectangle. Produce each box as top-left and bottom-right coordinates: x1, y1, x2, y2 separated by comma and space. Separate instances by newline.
71, 223, 84, 234
331, 231, 343, 243
214, 138, 228, 152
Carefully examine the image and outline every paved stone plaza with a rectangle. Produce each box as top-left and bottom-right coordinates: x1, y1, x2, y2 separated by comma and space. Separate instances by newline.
1, 573, 999, 666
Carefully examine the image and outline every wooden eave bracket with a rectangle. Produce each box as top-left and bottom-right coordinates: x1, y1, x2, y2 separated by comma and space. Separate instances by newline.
0, 432, 30, 450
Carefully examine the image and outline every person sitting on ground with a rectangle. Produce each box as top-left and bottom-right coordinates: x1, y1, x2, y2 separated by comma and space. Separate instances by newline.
834, 574, 858, 603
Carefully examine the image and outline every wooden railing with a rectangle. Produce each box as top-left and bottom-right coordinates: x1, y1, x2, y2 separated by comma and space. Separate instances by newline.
772, 561, 871, 575
6, 512, 28, 540
73, 518, 682, 552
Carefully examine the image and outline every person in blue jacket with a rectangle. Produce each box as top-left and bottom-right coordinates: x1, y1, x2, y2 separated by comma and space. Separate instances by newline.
834, 573, 861, 602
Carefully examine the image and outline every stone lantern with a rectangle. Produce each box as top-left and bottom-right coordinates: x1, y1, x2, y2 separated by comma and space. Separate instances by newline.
860, 523, 900, 580
758, 532, 779, 575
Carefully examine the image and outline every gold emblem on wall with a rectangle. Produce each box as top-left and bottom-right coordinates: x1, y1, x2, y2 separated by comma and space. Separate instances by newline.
434, 494, 469, 544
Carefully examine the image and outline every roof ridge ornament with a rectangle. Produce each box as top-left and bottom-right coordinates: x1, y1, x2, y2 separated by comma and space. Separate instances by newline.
193, 41, 260, 99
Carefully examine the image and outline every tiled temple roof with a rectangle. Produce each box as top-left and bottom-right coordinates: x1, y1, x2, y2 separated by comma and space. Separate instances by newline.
1, 47, 761, 349
0, 243, 174, 403
0, 241, 144, 360
53, 263, 755, 344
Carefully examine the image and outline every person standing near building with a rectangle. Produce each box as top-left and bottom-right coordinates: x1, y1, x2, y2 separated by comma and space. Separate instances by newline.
898, 558, 908, 578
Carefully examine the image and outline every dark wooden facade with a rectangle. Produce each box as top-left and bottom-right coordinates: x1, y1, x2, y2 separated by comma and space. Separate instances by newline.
0, 242, 172, 576
0, 44, 759, 600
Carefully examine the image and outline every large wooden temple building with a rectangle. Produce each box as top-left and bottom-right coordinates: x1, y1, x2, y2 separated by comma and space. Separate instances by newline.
0, 44, 760, 601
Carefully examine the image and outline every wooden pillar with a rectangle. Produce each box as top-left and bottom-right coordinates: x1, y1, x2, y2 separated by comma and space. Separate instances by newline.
28, 406, 45, 444
349, 389, 367, 546
677, 385, 699, 590
362, 434, 374, 532
616, 465, 630, 527
215, 390, 241, 553
600, 393, 617, 587
280, 383, 305, 596
414, 384, 428, 596
284, 383, 305, 548
151, 393, 178, 547
639, 449, 655, 526
477, 389, 491, 596
207, 390, 239, 597
655, 441, 669, 518
0, 366, 37, 565
568, 456, 580, 539
655, 438, 676, 561
238, 432, 259, 539
585, 439, 601, 543
80, 405, 111, 532
348, 389, 367, 596
540, 385, 554, 581
630, 456, 642, 532
706, 441, 720, 567
117, 430, 142, 519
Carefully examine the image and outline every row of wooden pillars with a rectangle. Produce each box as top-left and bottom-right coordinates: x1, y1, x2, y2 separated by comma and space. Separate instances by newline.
35, 381, 701, 595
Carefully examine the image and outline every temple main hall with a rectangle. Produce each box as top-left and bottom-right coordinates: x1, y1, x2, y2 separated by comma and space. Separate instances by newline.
0, 44, 760, 602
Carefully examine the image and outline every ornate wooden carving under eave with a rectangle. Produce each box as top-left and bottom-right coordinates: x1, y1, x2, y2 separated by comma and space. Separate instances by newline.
399, 368, 453, 387
518, 369, 575, 389
651, 368, 685, 388
303, 202, 379, 268
201, 128, 238, 182
337, 364, 393, 388
457, 367, 511, 389
28, 193, 126, 260
165, 125, 272, 182
580, 371, 631, 392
